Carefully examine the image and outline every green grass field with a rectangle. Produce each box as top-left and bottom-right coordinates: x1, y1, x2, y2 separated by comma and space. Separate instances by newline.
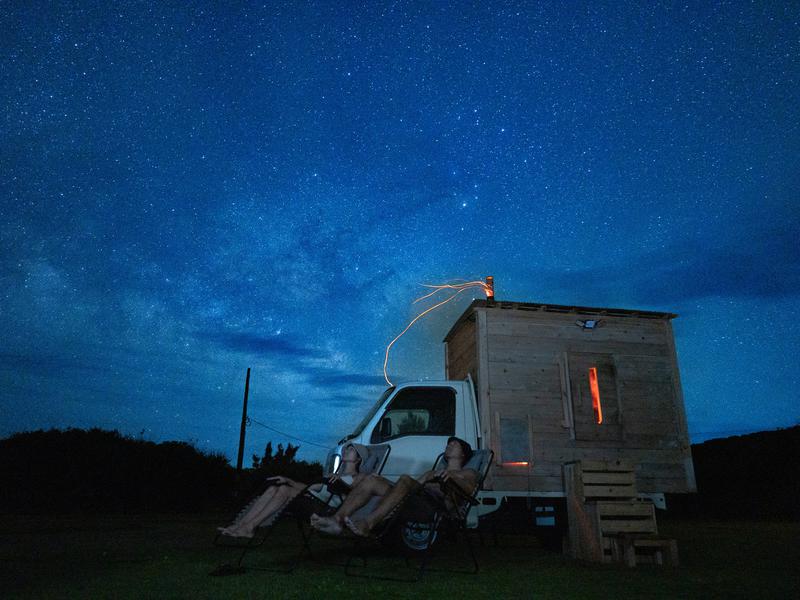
2, 514, 797, 599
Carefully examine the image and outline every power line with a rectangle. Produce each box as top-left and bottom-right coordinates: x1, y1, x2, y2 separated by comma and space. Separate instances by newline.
246, 416, 332, 449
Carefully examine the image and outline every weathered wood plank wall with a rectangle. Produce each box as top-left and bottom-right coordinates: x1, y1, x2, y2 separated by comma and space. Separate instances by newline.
445, 303, 696, 494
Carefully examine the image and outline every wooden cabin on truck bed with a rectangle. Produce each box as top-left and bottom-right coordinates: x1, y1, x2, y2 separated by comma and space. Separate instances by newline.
443, 299, 696, 499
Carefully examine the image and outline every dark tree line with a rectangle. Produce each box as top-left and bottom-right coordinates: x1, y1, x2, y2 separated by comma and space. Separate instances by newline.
239, 440, 323, 496
667, 425, 800, 519
3, 425, 794, 518
0, 428, 321, 514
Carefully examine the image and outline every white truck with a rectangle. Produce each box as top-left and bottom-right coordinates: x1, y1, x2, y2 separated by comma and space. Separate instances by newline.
325, 299, 696, 529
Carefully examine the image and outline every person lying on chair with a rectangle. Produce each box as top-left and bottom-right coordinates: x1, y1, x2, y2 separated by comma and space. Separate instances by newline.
310, 437, 477, 537
218, 443, 367, 538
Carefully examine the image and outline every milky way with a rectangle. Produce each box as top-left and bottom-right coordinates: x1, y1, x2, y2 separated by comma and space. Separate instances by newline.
2, 2, 798, 462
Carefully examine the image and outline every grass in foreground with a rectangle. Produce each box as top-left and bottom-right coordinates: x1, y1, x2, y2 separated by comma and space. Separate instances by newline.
1, 514, 798, 599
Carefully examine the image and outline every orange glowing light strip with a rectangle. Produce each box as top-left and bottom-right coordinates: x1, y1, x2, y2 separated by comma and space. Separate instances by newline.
588, 367, 603, 424
502, 461, 529, 466
383, 279, 493, 386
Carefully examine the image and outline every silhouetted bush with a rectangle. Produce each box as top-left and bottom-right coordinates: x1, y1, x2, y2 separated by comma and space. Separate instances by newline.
0, 428, 320, 514
239, 441, 324, 497
667, 426, 800, 519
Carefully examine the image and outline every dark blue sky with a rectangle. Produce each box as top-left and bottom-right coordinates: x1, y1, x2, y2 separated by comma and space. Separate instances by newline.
2, 1, 798, 463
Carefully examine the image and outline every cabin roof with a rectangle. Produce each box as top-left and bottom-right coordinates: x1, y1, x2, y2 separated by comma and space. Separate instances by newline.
443, 299, 678, 342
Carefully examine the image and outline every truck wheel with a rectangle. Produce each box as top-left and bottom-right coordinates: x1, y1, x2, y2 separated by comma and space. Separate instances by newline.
399, 521, 438, 552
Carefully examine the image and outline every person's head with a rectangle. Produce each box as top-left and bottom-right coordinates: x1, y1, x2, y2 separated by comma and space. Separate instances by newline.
444, 436, 473, 468
340, 444, 364, 474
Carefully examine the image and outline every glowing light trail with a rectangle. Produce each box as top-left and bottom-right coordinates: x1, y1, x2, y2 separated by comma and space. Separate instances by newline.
383, 278, 494, 386
412, 280, 493, 304
588, 367, 603, 424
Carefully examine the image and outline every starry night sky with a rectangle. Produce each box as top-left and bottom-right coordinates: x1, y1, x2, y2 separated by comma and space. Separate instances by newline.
2, 2, 799, 463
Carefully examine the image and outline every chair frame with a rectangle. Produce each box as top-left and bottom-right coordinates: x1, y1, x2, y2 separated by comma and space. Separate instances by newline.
344, 448, 494, 581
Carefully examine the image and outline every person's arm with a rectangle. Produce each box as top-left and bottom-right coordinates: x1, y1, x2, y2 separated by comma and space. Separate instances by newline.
267, 476, 307, 491
326, 473, 354, 495
439, 468, 478, 498
417, 470, 433, 484
288, 478, 307, 492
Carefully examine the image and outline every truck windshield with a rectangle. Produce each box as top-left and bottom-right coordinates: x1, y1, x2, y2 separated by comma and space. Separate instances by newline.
347, 387, 395, 439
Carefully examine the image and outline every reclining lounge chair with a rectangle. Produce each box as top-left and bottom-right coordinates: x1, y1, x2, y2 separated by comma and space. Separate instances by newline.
345, 448, 494, 581
211, 443, 390, 575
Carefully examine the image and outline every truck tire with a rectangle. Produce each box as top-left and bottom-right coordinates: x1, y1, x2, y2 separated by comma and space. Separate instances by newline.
399, 521, 438, 552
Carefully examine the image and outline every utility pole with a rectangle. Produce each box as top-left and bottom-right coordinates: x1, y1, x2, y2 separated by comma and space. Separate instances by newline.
236, 367, 251, 473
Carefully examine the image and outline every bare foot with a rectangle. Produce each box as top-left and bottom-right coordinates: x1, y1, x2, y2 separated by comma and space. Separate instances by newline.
344, 516, 370, 537
311, 515, 343, 535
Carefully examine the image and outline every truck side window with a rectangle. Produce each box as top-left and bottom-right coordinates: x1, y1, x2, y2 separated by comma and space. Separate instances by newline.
370, 387, 456, 443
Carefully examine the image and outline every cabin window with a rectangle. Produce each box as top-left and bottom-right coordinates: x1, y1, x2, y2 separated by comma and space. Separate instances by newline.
568, 353, 622, 441
499, 417, 530, 466
370, 387, 456, 443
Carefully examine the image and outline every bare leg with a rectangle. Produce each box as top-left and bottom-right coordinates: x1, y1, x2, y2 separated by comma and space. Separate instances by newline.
220, 487, 279, 533
237, 485, 299, 536
346, 475, 420, 536
221, 485, 300, 537
311, 474, 393, 534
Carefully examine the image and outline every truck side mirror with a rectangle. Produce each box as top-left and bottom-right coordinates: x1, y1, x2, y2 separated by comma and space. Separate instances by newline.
380, 417, 393, 440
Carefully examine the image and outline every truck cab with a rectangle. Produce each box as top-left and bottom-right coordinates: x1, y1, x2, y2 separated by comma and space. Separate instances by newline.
327, 379, 479, 480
